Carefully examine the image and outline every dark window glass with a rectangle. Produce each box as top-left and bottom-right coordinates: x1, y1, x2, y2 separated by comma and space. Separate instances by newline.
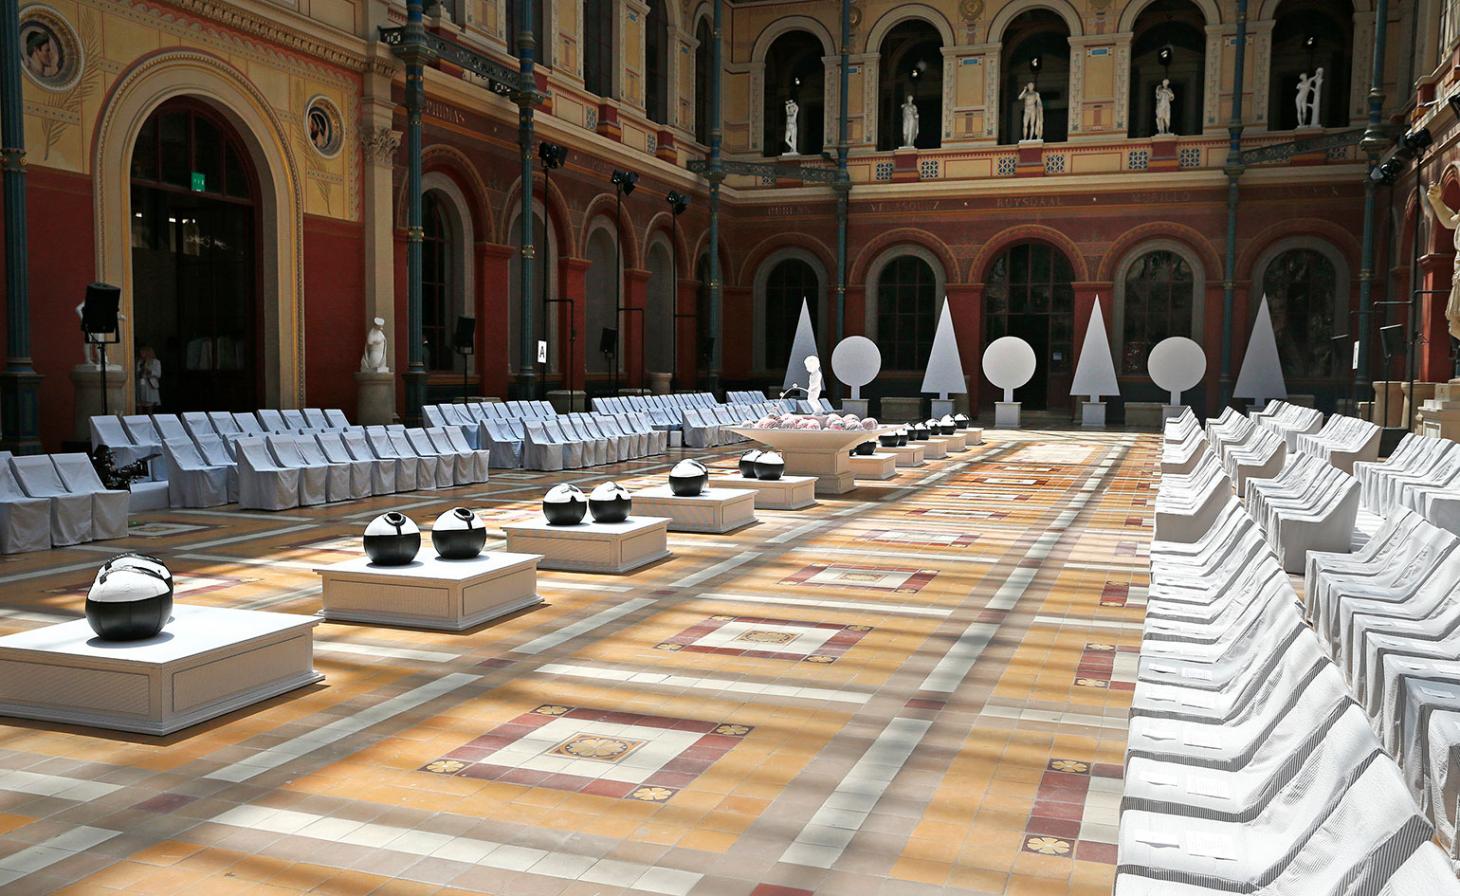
506, 0, 551, 67
695, 19, 711, 144
646, 0, 669, 124
1121, 250, 1194, 373
984, 241, 1075, 374
764, 259, 818, 368
159, 111, 190, 188
422, 193, 453, 372
584, 0, 615, 97
1262, 248, 1338, 378
877, 256, 936, 369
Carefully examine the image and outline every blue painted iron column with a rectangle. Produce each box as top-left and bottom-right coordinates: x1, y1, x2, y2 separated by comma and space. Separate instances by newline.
705, 0, 724, 394
514, 0, 537, 398
1218, 0, 1248, 409
1355, 0, 1390, 408
0, 0, 42, 454
400, 0, 432, 424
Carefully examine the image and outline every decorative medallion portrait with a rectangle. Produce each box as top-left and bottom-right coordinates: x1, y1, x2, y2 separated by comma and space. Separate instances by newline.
304, 96, 343, 158
19, 6, 82, 92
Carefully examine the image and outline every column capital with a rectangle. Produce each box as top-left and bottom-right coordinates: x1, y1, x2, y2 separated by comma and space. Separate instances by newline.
359, 126, 402, 167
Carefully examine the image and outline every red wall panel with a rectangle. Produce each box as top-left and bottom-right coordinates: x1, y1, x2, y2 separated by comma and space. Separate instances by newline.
302, 215, 366, 418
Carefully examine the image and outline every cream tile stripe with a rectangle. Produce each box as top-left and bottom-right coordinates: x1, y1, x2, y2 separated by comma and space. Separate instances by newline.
0, 769, 123, 802
0, 826, 120, 888
535, 661, 873, 704
512, 598, 657, 655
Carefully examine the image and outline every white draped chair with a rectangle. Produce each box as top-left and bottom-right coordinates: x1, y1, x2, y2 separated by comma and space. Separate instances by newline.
52, 453, 129, 539
429, 427, 488, 483
191, 433, 239, 503
314, 433, 374, 499
235, 437, 301, 511
0, 454, 51, 553
406, 428, 463, 486
264, 435, 329, 505
161, 438, 229, 508
342, 430, 402, 493
288, 434, 351, 503
9, 455, 92, 545
392, 429, 449, 488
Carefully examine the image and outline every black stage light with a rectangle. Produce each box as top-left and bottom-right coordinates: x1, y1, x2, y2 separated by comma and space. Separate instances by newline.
599, 327, 618, 356
1370, 157, 1403, 185
538, 141, 568, 168
81, 283, 121, 336
1402, 127, 1434, 154
454, 316, 476, 352
611, 170, 638, 195
1380, 324, 1404, 361
666, 190, 690, 215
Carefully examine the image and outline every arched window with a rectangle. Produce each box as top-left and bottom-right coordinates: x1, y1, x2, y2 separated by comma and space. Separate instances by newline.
1128, 0, 1207, 137
763, 30, 825, 156
877, 20, 943, 151
877, 256, 937, 369
694, 17, 711, 145
584, 0, 615, 97
585, 225, 620, 373
422, 192, 453, 372
1120, 250, 1194, 373
1000, 9, 1071, 144
984, 242, 1076, 408
1267, 0, 1352, 130
1261, 247, 1340, 379
645, 0, 670, 124
763, 258, 819, 369
646, 240, 675, 373
507, 206, 559, 377
504, 0, 551, 68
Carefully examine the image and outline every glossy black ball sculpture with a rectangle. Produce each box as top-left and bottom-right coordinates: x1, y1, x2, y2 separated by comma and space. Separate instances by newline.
753, 451, 785, 481
589, 482, 632, 523
432, 507, 486, 559
854, 440, 877, 456
86, 553, 173, 641
739, 450, 762, 478
911, 423, 929, 441
364, 512, 422, 565
543, 484, 588, 525
938, 416, 958, 436
669, 459, 709, 496
953, 413, 971, 430
895, 429, 909, 447
879, 431, 900, 448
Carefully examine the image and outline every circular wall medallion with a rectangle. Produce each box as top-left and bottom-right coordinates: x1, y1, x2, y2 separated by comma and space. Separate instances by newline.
305, 96, 343, 158
19, 6, 82, 92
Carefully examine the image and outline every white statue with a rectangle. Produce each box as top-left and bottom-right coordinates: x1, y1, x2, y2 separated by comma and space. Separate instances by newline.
361, 316, 390, 373
784, 98, 799, 155
1296, 71, 1314, 127
1308, 67, 1324, 127
1426, 183, 1460, 342
805, 355, 823, 407
900, 95, 919, 148
1154, 79, 1174, 135
1018, 82, 1044, 141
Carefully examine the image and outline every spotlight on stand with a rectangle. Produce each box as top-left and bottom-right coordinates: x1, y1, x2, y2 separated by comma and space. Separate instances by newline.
1380, 324, 1404, 362
1402, 126, 1434, 154
538, 141, 568, 169
1371, 157, 1404, 185
611, 170, 638, 195
1369, 127, 1433, 185
666, 190, 689, 216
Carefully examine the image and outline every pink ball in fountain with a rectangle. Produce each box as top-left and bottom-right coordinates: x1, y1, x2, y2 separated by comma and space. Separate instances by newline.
862, 417, 879, 428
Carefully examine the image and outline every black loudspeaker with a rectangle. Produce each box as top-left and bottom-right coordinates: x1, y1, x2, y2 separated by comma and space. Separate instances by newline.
82, 283, 121, 336
454, 317, 475, 352
1380, 324, 1404, 361
599, 327, 618, 355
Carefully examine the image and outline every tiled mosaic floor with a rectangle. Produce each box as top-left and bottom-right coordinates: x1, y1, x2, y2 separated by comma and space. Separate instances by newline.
0, 429, 1156, 895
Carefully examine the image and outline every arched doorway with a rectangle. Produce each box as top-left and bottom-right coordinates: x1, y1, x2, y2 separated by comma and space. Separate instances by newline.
1267, 0, 1352, 130
421, 192, 454, 373
645, 239, 675, 375
1257, 244, 1346, 383
877, 20, 943, 151
762, 30, 826, 156
1128, 0, 1207, 137
874, 256, 937, 370
585, 225, 621, 376
759, 255, 821, 372
1000, 9, 1071, 144
983, 241, 1076, 409
129, 99, 259, 412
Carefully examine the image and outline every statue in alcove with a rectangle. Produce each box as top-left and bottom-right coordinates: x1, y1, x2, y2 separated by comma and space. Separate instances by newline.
1154, 79, 1175, 135
784, 98, 799, 155
900, 95, 919, 148
1018, 82, 1043, 141
1426, 183, 1460, 341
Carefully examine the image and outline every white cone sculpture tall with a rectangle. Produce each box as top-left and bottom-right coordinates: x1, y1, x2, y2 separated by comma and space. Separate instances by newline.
1070, 296, 1120, 427
1234, 295, 1288, 408
920, 301, 967, 417
783, 298, 820, 396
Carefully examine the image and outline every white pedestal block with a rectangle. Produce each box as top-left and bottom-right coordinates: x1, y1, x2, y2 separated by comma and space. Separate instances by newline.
961, 427, 984, 445
355, 370, 396, 426
315, 552, 542, 631
630, 486, 758, 533
885, 444, 926, 467
848, 453, 898, 480
503, 516, 671, 573
841, 398, 870, 417
930, 398, 954, 418
931, 432, 967, 451
995, 402, 1021, 428
1082, 401, 1106, 428
0, 605, 322, 735
919, 439, 948, 459
713, 475, 818, 509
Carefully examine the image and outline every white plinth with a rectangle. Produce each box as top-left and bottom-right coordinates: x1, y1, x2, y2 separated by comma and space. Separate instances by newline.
1082, 401, 1107, 428
713, 475, 818, 510
995, 402, 1021, 428
841, 399, 870, 417
919, 439, 948, 459
930, 432, 967, 452
729, 426, 893, 495
961, 427, 984, 445
0, 605, 322, 735
848, 453, 898, 480
631, 486, 758, 533
930, 399, 954, 418
315, 552, 542, 631
885, 444, 926, 467
502, 516, 671, 573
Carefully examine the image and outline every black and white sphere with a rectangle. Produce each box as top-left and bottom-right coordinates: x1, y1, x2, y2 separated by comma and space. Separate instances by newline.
854, 440, 877, 456
432, 507, 485, 559
589, 482, 632, 523
895, 428, 909, 447
364, 512, 422, 565
543, 484, 588, 525
86, 553, 173, 641
753, 451, 785, 481
911, 422, 929, 441
879, 430, 900, 448
739, 450, 762, 479
939, 415, 957, 435
953, 413, 971, 430
669, 459, 709, 496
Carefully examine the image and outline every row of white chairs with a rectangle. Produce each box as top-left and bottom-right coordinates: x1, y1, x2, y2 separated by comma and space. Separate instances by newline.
1304, 507, 1460, 865
424, 402, 669, 471
1117, 468, 1456, 893
1295, 412, 1383, 473
0, 452, 128, 553
1253, 399, 1326, 450
1357, 434, 1460, 536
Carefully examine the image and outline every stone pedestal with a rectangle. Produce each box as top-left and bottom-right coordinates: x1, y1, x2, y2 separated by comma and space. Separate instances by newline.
713, 474, 817, 509
631, 485, 757, 533
841, 398, 870, 417
930, 398, 954, 418
995, 401, 1021, 428
0, 605, 321, 735
885, 444, 926, 467
880, 396, 923, 423
355, 370, 396, 425
1080, 401, 1106, 428
1418, 382, 1460, 438
848, 453, 898, 480
1372, 381, 1405, 428
919, 439, 948, 459
315, 552, 542, 631
930, 432, 967, 451
1401, 382, 1439, 430
70, 364, 127, 442
1125, 402, 1165, 429
962, 427, 984, 445
548, 389, 588, 414
502, 516, 671, 573
648, 372, 671, 395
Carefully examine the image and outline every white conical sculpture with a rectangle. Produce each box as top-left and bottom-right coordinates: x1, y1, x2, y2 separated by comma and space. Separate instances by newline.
782, 298, 819, 394
920, 301, 967, 400
1234, 295, 1288, 406
1070, 297, 1120, 427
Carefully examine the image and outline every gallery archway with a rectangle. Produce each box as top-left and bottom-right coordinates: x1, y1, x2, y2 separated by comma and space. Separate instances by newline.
983, 241, 1076, 409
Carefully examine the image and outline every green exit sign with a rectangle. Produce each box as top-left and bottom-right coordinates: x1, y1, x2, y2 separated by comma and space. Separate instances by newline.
190, 171, 205, 192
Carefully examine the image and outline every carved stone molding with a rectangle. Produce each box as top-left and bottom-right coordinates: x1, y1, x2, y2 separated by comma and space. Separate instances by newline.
360, 126, 402, 166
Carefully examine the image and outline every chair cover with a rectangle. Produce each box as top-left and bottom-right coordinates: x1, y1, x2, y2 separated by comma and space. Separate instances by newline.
235, 437, 301, 511
302, 408, 330, 430
160, 438, 229, 508
342, 430, 402, 493
180, 411, 217, 442
324, 408, 351, 429
232, 412, 266, 434
51, 453, 129, 540
289, 435, 352, 503
151, 414, 189, 443
9, 455, 92, 545
369, 429, 431, 489
314, 433, 373, 499
521, 421, 566, 471
0, 460, 50, 553
429, 427, 487, 483
264, 435, 328, 505
192, 433, 239, 502
280, 409, 308, 431
394, 430, 449, 488
483, 421, 524, 468
406, 428, 463, 485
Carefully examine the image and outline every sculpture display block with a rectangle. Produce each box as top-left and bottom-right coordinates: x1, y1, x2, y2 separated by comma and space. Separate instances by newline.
848, 453, 898, 480
1082, 401, 1106, 428
884, 443, 927, 467
0, 605, 321, 735
714, 474, 818, 509
995, 402, 1021, 428
730, 425, 890, 494
919, 438, 948, 460
631, 486, 757, 534
316, 551, 542, 631
928, 431, 967, 452
503, 516, 671, 573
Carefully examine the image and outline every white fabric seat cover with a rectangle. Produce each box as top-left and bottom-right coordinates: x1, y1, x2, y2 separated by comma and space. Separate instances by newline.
9, 455, 92, 545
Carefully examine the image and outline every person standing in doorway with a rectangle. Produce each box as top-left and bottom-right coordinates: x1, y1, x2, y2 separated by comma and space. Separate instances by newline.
136, 345, 162, 413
